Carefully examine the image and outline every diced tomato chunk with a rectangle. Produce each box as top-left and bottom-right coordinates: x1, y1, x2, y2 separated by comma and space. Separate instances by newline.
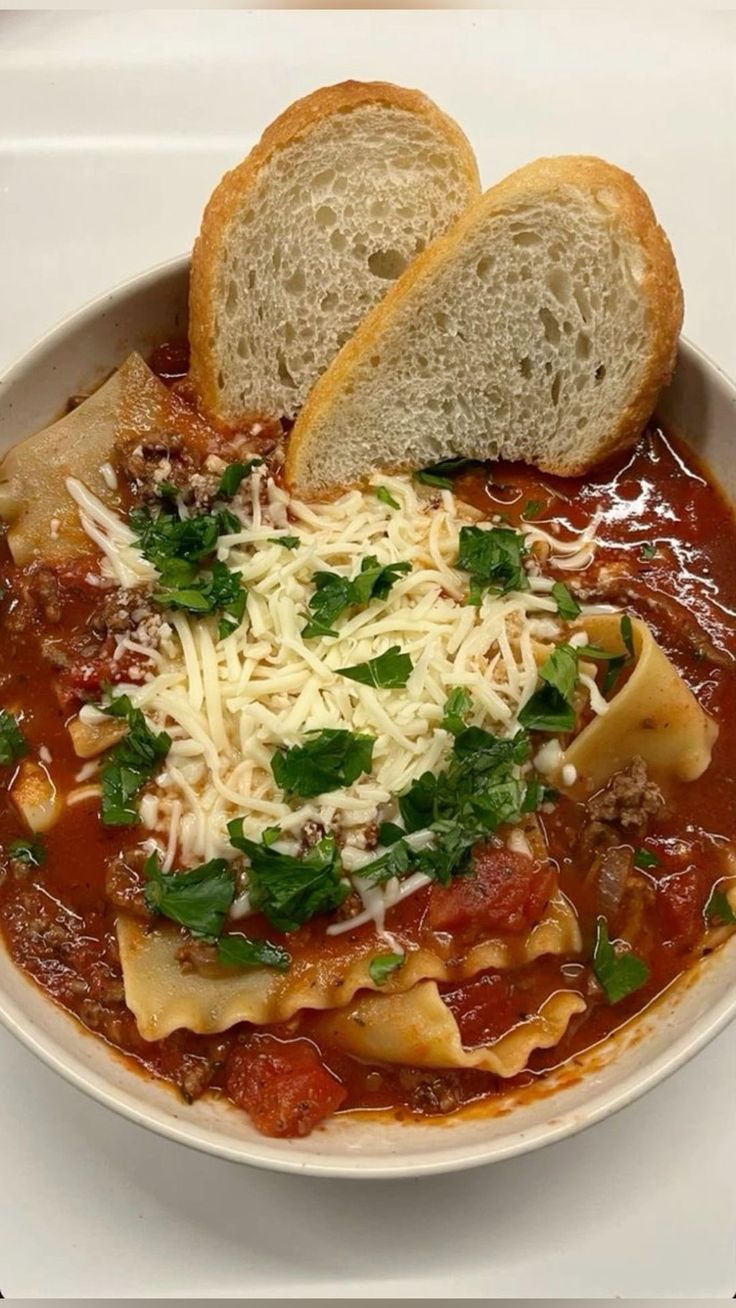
443, 972, 520, 1046
656, 867, 707, 950
56, 649, 149, 712
224, 1034, 347, 1138
427, 843, 555, 939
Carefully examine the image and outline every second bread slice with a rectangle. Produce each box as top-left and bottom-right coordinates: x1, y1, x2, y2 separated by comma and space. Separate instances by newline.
286, 156, 683, 493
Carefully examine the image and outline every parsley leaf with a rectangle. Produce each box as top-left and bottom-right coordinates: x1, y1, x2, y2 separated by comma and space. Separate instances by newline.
154, 559, 247, 638
337, 645, 413, 689
228, 821, 348, 932
369, 953, 405, 985
131, 503, 237, 569
132, 500, 246, 635
360, 729, 539, 890
600, 616, 636, 696
398, 770, 438, 834
0, 711, 27, 766
552, 581, 581, 620
705, 886, 736, 927
518, 643, 578, 733
634, 847, 659, 870
218, 459, 264, 498
441, 687, 472, 736
592, 917, 649, 1003
355, 839, 414, 886
522, 498, 545, 520
302, 556, 410, 639
641, 542, 658, 560
377, 821, 405, 846
395, 728, 534, 885
271, 729, 374, 798
6, 835, 45, 867
415, 457, 477, 489
217, 934, 291, 971
301, 572, 353, 638
143, 853, 234, 938
376, 486, 400, 510
456, 526, 528, 605
269, 535, 300, 550
350, 557, 411, 605
100, 696, 171, 826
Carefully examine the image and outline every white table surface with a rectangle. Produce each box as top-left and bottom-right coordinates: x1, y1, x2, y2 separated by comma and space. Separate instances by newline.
0, 10, 734, 1299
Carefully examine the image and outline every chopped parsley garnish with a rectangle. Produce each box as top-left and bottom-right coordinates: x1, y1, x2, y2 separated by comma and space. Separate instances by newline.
592, 917, 649, 1003
218, 458, 264, 498
6, 835, 45, 867
130, 502, 238, 568
143, 853, 234, 938
519, 619, 636, 732
377, 821, 405, 846
369, 953, 405, 985
376, 486, 400, 510
522, 498, 545, 520
350, 558, 411, 604
634, 847, 659, 870
0, 711, 27, 766
143, 852, 292, 969
441, 687, 472, 736
552, 580, 581, 620
360, 728, 536, 888
705, 886, 736, 927
518, 643, 578, 733
217, 934, 291, 972
154, 559, 247, 638
356, 839, 413, 886
269, 535, 300, 550
131, 500, 247, 638
414, 457, 477, 490
640, 542, 658, 560
262, 826, 282, 847
272, 729, 375, 798
228, 821, 348, 932
337, 645, 413, 690
99, 695, 171, 827
302, 556, 411, 639
599, 615, 636, 696
456, 525, 528, 605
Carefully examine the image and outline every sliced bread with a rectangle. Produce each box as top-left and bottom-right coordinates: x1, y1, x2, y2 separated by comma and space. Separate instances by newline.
189, 81, 480, 424
286, 155, 683, 494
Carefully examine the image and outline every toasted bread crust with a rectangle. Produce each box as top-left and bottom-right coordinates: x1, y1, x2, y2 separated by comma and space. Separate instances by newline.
188, 81, 480, 421
286, 155, 684, 490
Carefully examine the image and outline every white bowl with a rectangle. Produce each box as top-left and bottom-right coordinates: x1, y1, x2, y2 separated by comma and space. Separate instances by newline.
1, 257, 734, 1178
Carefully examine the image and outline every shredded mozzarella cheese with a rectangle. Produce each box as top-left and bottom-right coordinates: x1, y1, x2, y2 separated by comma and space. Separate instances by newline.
69, 469, 601, 932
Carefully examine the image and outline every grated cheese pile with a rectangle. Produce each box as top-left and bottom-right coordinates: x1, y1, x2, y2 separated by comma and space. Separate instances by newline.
70, 465, 599, 922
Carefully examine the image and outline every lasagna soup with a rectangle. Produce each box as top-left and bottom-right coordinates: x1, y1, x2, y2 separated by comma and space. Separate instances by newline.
0, 343, 734, 1139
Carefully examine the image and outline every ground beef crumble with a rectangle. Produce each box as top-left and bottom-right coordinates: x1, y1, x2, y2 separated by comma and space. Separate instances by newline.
587, 756, 665, 830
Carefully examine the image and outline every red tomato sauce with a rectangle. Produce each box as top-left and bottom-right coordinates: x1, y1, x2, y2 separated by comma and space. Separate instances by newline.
1, 350, 735, 1133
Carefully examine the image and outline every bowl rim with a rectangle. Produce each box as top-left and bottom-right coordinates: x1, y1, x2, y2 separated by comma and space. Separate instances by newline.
1, 256, 735, 1179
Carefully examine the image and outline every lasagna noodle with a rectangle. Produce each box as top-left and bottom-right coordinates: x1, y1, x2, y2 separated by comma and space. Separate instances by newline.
0, 353, 167, 565
312, 981, 587, 1077
118, 891, 582, 1040
563, 615, 717, 790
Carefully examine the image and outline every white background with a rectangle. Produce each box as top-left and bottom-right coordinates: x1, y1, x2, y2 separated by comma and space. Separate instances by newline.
0, 10, 734, 1299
